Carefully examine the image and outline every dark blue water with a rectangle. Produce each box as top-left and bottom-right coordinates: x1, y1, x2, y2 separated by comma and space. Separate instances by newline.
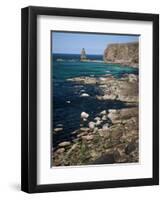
52, 54, 138, 147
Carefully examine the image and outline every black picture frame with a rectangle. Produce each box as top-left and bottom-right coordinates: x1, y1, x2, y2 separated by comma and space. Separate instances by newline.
21, 6, 159, 193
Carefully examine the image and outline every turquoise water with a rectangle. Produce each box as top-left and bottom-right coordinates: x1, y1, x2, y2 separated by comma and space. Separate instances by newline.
53, 60, 138, 81
52, 54, 138, 148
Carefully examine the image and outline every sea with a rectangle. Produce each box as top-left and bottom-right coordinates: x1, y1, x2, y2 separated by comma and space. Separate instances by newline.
52, 53, 138, 148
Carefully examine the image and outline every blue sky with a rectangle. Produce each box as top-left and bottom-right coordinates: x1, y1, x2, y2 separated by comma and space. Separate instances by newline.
52, 31, 139, 55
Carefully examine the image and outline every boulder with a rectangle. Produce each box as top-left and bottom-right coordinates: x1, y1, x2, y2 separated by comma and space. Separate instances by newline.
100, 110, 107, 115
102, 123, 109, 130
125, 143, 136, 154
109, 124, 124, 140
102, 115, 107, 121
99, 128, 110, 138
56, 148, 65, 154
128, 74, 138, 82
95, 120, 102, 126
67, 143, 78, 155
54, 127, 63, 132
81, 112, 89, 119
89, 121, 96, 129
82, 135, 94, 140
58, 141, 71, 147
107, 108, 138, 124
107, 110, 120, 124
92, 153, 115, 164
80, 127, 90, 132
93, 127, 98, 133
94, 117, 101, 121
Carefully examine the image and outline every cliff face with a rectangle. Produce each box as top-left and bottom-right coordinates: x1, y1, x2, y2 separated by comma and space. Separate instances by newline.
103, 42, 139, 67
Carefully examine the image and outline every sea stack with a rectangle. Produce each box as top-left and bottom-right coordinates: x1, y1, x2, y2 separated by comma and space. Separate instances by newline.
80, 48, 87, 61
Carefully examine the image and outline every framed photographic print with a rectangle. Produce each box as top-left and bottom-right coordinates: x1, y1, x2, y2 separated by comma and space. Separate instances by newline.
21, 6, 159, 193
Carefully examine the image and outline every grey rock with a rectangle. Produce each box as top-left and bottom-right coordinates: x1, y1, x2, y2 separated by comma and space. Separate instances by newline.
58, 141, 71, 147
125, 143, 136, 154
100, 110, 107, 115
82, 135, 94, 140
56, 148, 65, 154
92, 153, 115, 164
81, 111, 89, 119
54, 127, 63, 133
89, 121, 96, 129
95, 120, 102, 126
102, 115, 107, 121
94, 117, 101, 121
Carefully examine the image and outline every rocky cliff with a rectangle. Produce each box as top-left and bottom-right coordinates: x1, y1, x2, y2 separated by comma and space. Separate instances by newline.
103, 42, 139, 67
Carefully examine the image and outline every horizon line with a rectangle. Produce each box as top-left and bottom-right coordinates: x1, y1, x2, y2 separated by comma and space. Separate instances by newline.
52, 52, 103, 55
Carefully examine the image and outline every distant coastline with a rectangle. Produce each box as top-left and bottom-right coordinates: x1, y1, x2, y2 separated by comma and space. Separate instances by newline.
54, 53, 138, 68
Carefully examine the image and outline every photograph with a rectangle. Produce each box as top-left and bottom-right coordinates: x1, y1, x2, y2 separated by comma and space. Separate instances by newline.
51, 31, 139, 166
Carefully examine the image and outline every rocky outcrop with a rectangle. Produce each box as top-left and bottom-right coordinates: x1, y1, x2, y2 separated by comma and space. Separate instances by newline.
68, 74, 138, 103
103, 42, 139, 67
52, 107, 139, 166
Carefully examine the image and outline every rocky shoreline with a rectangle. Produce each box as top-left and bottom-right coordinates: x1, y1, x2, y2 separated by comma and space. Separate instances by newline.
68, 74, 138, 103
52, 74, 139, 166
